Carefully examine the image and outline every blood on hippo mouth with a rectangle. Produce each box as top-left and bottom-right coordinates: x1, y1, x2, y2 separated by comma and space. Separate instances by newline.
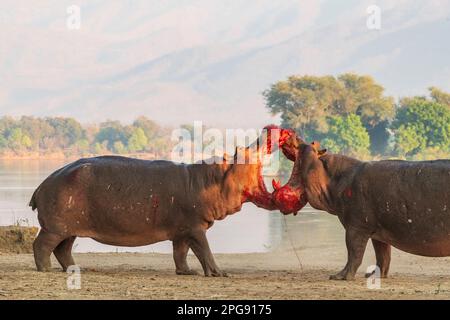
272, 181, 308, 215
262, 124, 296, 155
243, 125, 308, 215
242, 171, 276, 209
267, 125, 308, 215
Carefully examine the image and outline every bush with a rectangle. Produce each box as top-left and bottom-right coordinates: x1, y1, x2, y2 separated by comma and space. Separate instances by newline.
321, 114, 371, 157
391, 98, 450, 157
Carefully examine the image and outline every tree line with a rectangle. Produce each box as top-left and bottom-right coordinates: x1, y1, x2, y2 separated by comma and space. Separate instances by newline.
1, 73, 449, 160
264, 74, 450, 159
0, 116, 173, 158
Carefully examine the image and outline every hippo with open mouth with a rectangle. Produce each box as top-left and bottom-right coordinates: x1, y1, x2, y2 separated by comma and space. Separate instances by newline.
29, 126, 293, 276
272, 130, 450, 280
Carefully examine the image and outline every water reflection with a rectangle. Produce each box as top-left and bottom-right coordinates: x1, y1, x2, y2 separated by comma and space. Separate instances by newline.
0, 159, 344, 253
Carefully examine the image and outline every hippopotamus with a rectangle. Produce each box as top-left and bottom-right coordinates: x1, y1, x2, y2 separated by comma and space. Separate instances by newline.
29, 126, 290, 275
272, 132, 450, 280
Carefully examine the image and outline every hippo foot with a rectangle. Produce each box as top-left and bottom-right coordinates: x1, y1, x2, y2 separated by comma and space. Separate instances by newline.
176, 269, 199, 276
329, 272, 355, 281
36, 266, 52, 272
205, 270, 228, 277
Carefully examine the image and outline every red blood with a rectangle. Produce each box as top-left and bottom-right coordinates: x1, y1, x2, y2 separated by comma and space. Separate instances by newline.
272, 185, 308, 215
241, 171, 278, 210
242, 188, 275, 209
279, 129, 294, 147
240, 126, 302, 212
151, 196, 159, 210
263, 125, 295, 154
345, 188, 352, 198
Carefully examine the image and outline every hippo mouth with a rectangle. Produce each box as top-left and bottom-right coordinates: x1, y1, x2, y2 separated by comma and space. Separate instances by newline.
261, 125, 308, 215
271, 177, 308, 215
242, 125, 287, 209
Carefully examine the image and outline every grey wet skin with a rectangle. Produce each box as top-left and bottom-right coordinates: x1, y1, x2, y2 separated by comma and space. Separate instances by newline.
277, 139, 450, 280
29, 147, 278, 276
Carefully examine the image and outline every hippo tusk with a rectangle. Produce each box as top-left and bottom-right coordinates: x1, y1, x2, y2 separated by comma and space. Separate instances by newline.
272, 179, 281, 190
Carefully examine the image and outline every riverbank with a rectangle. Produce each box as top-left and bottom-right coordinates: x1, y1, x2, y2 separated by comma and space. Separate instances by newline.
1, 249, 450, 299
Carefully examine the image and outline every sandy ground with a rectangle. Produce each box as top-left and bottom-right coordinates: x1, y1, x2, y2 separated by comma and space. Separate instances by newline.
2, 246, 450, 300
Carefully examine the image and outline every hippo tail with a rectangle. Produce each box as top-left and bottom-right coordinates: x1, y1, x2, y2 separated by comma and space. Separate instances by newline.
29, 185, 41, 211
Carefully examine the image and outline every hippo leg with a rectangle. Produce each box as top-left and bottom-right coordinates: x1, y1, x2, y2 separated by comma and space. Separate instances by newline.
188, 230, 227, 277
365, 239, 391, 278
53, 236, 77, 271
33, 230, 65, 272
173, 238, 199, 275
330, 227, 369, 280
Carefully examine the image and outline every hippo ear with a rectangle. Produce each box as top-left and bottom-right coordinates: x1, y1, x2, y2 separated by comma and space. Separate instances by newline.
318, 149, 327, 157
310, 141, 321, 149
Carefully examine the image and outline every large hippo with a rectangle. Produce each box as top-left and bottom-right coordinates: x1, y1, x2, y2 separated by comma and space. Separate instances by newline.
29, 126, 291, 275
272, 133, 450, 280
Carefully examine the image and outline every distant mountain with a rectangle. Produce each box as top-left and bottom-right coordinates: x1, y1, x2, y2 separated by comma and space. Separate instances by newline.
0, 0, 449, 128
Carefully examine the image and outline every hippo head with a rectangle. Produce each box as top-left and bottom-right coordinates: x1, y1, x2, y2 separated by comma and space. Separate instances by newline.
239, 125, 319, 215
238, 125, 305, 208
249, 125, 309, 215
239, 125, 299, 209
269, 129, 310, 215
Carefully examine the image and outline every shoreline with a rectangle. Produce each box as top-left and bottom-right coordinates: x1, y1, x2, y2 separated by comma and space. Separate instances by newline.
1, 250, 450, 299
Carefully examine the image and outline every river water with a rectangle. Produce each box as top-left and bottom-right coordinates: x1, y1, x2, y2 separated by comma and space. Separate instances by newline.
0, 159, 344, 254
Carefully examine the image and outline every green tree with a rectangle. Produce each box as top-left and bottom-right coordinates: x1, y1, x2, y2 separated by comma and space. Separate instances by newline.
7, 128, 24, 150
21, 134, 32, 149
127, 128, 148, 152
0, 116, 16, 135
133, 116, 172, 154
429, 87, 450, 107
17, 116, 43, 150
321, 114, 371, 157
93, 141, 108, 154
75, 139, 90, 153
263, 73, 394, 154
394, 125, 427, 156
113, 141, 127, 154
338, 74, 394, 154
95, 121, 129, 151
263, 75, 342, 138
391, 98, 450, 156
46, 117, 85, 148
0, 134, 7, 150
133, 116, 160, 141
0, 116, 175, 157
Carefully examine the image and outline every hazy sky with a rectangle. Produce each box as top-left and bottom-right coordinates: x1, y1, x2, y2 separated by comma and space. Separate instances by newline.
0, 0, 449, 128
